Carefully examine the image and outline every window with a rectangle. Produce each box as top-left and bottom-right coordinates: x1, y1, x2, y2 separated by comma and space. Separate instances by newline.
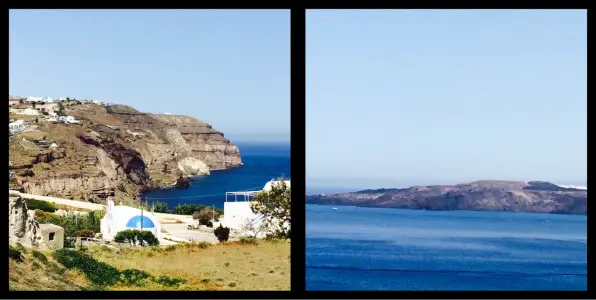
49, 232, 55, 241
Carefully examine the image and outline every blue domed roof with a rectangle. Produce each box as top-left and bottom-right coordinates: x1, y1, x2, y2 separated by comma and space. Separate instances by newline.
126, 215, 155, 229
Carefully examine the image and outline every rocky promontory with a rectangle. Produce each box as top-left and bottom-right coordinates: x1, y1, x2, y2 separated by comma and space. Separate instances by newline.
306, 180, 587, 215
9, 100, 243, 204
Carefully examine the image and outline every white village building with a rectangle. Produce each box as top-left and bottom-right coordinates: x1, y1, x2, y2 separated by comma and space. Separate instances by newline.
9, 120, 26, 135
100, 199, 162, 241
57, 116, 80, 124
221, 180, 291, 237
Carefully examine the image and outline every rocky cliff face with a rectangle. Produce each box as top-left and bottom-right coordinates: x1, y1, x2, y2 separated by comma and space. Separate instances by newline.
9, 101, 243, 204
306, 180, 587, 215
9, 197, 48, 250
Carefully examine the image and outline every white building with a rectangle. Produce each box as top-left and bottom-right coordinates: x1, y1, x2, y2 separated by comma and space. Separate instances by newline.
57, 116, 80, 124
9, 120, 26, 134
100, 199, 162, 241
221, 180, 291, 237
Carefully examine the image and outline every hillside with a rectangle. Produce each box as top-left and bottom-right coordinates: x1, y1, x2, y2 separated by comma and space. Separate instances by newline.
9, 99, 243, 204
306, 180, 587, 215
9, 240, 290, 291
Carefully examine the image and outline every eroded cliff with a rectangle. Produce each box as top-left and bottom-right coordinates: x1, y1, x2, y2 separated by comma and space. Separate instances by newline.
9, 101, 243, 204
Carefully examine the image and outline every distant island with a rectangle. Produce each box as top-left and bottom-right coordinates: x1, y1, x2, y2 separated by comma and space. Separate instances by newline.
306, 180, 587, 215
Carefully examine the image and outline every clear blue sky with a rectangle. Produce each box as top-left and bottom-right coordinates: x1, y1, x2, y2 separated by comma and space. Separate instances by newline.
306, 9, 587, 190
10, 9, 290, 143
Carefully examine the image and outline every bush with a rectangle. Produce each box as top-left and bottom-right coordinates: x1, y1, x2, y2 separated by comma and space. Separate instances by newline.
153, 275, 185, 287
114, 230, 159, 247
119, 269, 152, 286
198, 215, 212, 226
152, 201, 168, 213
76, 229, 95, 238
198, 242, 211, 249
34, 210, 104, 238
31, 250, 48, 264
172, 204, 204, 215
9, 245, 23, 262
25, 199, 57, 213
214, 224, 230, 242
239, 237, 258, 245
53, 249, 121, 286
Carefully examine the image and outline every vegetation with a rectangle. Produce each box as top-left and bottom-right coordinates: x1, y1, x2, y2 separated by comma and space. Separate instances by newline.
25, 199, 57, 213
239, 237, 259, 245
214, 224, 230, 242
251, 178, 291, 239
172, 203, 223, 216
10, 240, 290, 291
75, 229, 95, 238
56, 102, 66, 116
52, 248, 185, 289
152, 201, 169, 213
9, 245, 23, 262
34, 209, 106, 238
113, 230, 159, 247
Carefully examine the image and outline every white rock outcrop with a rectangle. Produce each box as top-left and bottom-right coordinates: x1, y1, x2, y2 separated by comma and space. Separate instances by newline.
9, 197, 48, 250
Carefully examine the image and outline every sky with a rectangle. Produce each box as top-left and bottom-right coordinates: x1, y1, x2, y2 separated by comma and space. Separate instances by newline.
306, 9, 587, 190
9, 9, 290, 143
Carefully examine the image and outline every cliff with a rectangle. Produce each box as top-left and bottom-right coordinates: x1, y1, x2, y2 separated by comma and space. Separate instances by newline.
305, 180, 587, 215
9, 101, 243, 204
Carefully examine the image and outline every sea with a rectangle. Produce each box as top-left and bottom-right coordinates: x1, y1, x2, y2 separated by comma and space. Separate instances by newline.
306, 204, 587, 291
142, 143, 290, 210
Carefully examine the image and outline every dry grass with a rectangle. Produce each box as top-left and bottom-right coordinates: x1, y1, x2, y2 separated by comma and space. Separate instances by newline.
9, 249, 92, 291
19, 130, 48, 140
90, 240, 291, 291
9, 113, 38, 121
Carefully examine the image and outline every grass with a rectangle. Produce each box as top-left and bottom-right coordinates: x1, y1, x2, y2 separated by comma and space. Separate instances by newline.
19, 130, 48, 141
89, 239, 291, 291
9, 246, 92, 291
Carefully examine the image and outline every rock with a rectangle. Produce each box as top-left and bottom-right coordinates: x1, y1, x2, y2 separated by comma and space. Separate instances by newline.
174, 176, 191, 188
9, 197, 48, 250
9, 101, 243, 204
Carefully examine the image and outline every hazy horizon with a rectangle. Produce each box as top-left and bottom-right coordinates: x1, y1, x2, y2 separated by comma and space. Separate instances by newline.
306, 10, 587, 187
9, 9, 290, 143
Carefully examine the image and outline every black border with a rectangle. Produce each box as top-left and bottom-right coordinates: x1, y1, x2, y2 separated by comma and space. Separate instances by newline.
6, 6, 593, 299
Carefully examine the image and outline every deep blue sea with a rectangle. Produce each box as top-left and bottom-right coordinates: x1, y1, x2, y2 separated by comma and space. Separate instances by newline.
142, 143, 290, 209
306, 204, 587, 291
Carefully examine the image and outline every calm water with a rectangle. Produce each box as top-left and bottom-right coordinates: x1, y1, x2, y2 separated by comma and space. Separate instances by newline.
306, 204, 587, 291
142, 143, 290, 209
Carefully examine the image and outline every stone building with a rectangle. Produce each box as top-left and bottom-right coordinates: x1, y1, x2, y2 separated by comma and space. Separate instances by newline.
39, 224, 64, 250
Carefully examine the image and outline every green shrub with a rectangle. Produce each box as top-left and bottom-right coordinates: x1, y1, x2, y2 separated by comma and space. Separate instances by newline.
53, 249, 121, 286
153, 275, 185, 287
35, 211, 104, 238
119, 269, 152, 286
113, 230, 137, 245
139, 230, 159, 246
239, 237, 258, 245
214, 224, 230, 242
172, 204, 204, 215
152, 201, 168, 213
76, 229, 95, 238
31, 261, 42, 269
31, 250, 48, 264
114, 230, 159, 247
25, 199, 57, 212
9, 245, 23, 262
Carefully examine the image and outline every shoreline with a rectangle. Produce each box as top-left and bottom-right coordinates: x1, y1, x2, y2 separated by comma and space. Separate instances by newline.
305, 203, 587, 216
